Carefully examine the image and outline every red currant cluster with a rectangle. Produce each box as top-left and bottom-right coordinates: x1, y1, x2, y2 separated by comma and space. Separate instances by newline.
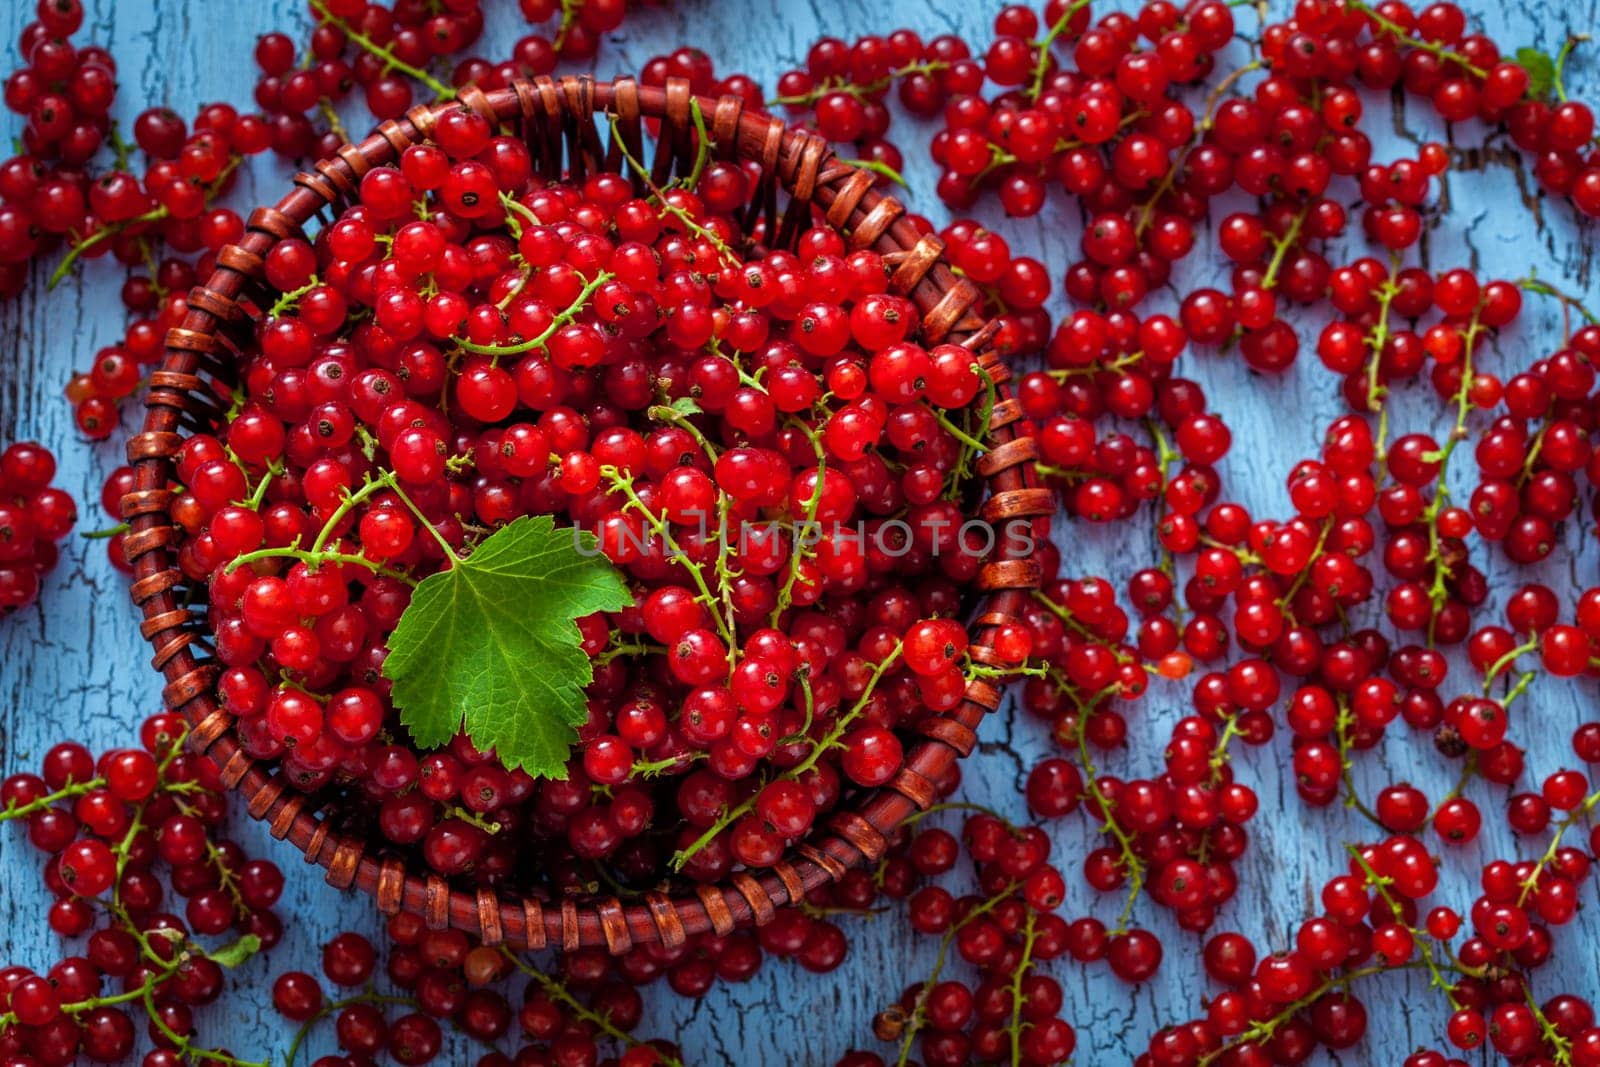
0, 441, 76, 616
250, 0, 646, 160
2, 0, 264, 441
1140, 743, 1600, 1067
0, 0, 113, 298
0, 0, 660, 515
929, 0, 1237, 222
938, 221, 1055, 363
844, 808, 1078, 1067
63, 293, 200, 442
0, 722, 284, 1066
764, 30, 976, 188
270, 919, 688, 1067
958, 0, 1600, 1059
278, 806, 1057, 1067
264, 791, 1078, 1067
1014, 573, 1262, 958
3, 5, 263, 299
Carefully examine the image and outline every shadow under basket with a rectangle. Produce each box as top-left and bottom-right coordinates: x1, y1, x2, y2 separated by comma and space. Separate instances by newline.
123, 74, 1049, 954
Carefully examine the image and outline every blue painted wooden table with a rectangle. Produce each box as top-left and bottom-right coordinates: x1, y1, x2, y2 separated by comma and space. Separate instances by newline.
4, 0, 1600, 1064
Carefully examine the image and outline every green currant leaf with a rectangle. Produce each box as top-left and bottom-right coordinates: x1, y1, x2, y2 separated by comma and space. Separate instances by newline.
383, 515, 631, 777
206, 934, 261, 969
1516, 46, 1556, 99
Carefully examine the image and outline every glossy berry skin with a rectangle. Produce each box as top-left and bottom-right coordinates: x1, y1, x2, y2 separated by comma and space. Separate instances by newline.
271, 971, 324, 1022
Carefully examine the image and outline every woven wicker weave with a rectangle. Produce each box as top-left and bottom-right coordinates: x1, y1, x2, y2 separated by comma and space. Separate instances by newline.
125, 74, 1049, 953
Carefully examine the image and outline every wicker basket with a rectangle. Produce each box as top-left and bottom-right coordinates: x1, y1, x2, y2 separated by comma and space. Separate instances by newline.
124, 74, 1049, 954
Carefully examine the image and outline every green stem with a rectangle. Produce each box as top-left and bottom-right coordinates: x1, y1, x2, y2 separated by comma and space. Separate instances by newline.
1198, 961, 1439, 1066
499, 190, 543, 238
454, 271, 613, 357
1517, 788, 1600, 906
840, 157, 907, 188
1033, 597, 1134, 664
602, 466, 733, 648
894, 886, 1020, 1067
957, 361, 998, 496
311, 476, 391, 554
965, 660, 1047, 680
1335, 698, 1386, 829
552, 0, 581, 50
1501, 670, 1537, 710
1136, 59, 1267, 238
1427, 752, 1477, 823
502, 950, 686, 1067
781, 673, 816, 744
766, 59, 950, 108
442, 805, 502, 834
1554, 34, 1589, 102
684, 98, 714, 190
48, 206, 169, 290
647, 404, 719, 461
1273, 516, 1333, 621
607, 114, 742, 267
710, 493, 738, 661
1026, 0, 1093, 100
772, 420, 827, 625
1058, 673, 1145, 933
1046, 352, 1144, 380
933, 408, 988, 452
374, 470, 460, 565
1483, 638, 1539, 690
284, 992, 417, 1067
1007, 911, 1039, 1066
1519, 273, 1600, 338
1527, 987, 1577, 1066
671, 643, 903, 870
1260, 202, 1309, 291
1364, 267, 1402, 461
80, 523, 129, 540
629, 751, 705, 778
309, 0, 455, 99
242, 458, 283, 510
595, 637, 666, 666
225, 546, 417, 586
0, 777, 106, 821
1420, 318, 1482, 642
143, 985, 266, 1067
1348, 0, 1487, 77
317, 98, 349, 142
1346, 845, 1471, 1008
108, 122, 134, 171
269, 278, 321, 318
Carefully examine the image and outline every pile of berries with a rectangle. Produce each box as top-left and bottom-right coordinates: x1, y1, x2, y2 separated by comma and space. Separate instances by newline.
0, 0, 114, 298
0, 441, 76, 616
262, 799, 1077, 1067
1, 0, 651, 466
1140, 774, 1600, 1065
0, 725, 284, 1066
171, 98, 1029, 898
273, 919, 686, 1067
10, 0, 1600, 1061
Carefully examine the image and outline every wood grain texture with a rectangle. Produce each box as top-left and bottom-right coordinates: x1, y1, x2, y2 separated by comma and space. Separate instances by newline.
2, 0, 1599, 1064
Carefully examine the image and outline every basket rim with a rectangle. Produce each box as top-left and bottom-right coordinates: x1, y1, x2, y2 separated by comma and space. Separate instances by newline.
124, 73, 1049, 953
